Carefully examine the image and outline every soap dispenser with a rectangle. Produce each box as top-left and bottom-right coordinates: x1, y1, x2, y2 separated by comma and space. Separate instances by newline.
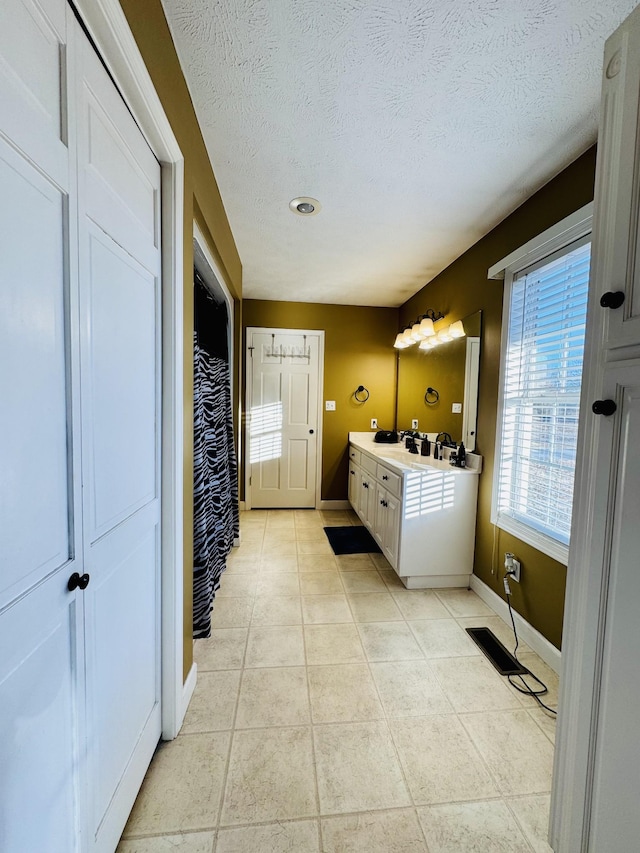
421, 437, 431, 457
457, 442, 466, 468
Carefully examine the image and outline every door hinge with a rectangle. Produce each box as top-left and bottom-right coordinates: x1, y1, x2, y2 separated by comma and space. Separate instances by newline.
249, 476, 252, 486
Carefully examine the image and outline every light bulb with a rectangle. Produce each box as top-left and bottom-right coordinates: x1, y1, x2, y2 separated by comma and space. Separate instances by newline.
401, 329, 415, 346
449, 320, 465, 338
437, 326, 452, 343
410, 322, 423, 341
419, 317, 435, 337
393, 333, 406, 348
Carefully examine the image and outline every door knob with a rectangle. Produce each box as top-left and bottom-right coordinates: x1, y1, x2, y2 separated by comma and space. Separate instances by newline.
592, 399, 617, 416
309, 429, 314, 434
68, 572, 90, 591
599, 291, 625, 309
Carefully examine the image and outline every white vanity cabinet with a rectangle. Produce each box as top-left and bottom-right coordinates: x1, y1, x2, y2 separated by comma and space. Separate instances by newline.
348, 433, 481, 588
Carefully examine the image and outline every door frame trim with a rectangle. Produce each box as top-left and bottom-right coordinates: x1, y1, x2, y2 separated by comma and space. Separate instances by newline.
74, 0, 186, 739
245, 327, 325, 511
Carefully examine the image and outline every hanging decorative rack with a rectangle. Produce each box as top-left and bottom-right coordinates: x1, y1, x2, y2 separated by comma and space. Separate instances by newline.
264, 333, 311, 360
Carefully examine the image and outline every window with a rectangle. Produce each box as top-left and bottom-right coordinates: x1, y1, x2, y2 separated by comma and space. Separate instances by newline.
489, 205, 592, 564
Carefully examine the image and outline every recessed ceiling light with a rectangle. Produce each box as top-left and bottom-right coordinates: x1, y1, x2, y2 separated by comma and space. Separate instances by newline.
289, 196, 321, 216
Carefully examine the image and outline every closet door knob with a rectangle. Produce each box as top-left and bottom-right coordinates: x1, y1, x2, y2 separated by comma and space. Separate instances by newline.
600, 291, 625, 309
592, 399, 617, 416
68, 572, 81, 591
309, 429, 314, 434
78, 573, 90, 590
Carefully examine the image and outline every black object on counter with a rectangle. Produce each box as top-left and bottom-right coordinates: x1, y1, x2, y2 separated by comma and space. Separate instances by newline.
421, 438, 431, 457
374, 430, 399, 444
457, 442, 466, 468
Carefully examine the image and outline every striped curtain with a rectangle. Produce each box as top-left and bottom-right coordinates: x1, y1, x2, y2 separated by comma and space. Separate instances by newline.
192, 274, 239, 638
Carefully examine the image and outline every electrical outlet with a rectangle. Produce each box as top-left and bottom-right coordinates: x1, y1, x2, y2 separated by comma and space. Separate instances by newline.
411, 419, 419, 430
325, 400, 336, 411
505, 552, 521, 582
370, 418, 378, 429
452, 402, 462, 414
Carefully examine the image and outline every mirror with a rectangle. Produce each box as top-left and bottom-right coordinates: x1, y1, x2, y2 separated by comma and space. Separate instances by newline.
395, 311, 482, 450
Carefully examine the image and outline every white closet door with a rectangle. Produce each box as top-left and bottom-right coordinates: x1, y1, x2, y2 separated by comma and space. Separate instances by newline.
0, 2, 83, 851
75, 26, 162, 853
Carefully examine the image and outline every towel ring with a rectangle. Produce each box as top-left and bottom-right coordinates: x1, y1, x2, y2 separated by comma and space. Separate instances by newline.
424, 387, 440, 405
354, 385, 370, 403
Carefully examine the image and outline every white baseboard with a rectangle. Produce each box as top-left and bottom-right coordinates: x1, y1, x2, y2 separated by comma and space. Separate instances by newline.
180, 662, 197, 727
469, 575, 561, 674
239, 500, 246, 511
319, 500, 351, 510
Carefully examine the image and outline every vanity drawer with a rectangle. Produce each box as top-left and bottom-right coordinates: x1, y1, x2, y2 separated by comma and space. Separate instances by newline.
348, 446, 361, 466
377, 464, 401, 496
361, 453, 378, 475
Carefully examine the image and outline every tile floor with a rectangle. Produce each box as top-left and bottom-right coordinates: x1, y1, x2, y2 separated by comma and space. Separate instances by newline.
118, 509, 557, 852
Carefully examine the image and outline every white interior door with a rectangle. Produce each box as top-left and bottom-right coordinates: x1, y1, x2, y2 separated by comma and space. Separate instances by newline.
0, 1, 82, 850
248, 329, 322, 508
75, 26, 162, 852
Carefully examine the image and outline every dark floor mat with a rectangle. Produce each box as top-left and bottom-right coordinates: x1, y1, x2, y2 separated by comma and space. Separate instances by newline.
323, 525, 382, 555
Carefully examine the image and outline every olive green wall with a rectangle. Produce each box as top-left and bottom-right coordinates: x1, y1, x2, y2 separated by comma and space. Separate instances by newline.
400, 148, 597, 649
242, 301, 398, 501
119, 0, 243, 680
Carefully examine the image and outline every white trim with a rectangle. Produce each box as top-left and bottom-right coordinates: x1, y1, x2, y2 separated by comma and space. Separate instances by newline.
181, 662, 197, 721
493, 514, 569, 566
319, 500, 351, 510
239, 500, 247, 512
245, 327, 325, 510
470, 575, 562, 673
74, 0, 186, 741
488, 202, 593, 280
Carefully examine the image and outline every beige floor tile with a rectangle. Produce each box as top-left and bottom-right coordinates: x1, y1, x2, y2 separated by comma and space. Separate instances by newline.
259, 554, 299, 573
216, 575, 257, 598
304, 623, 366, 664
357, 622, 424, 661
335, 554, 376, 571
528, 707, 557, 744
321, 809, 427, 852
461, 710, 555, 795
224, 556, 259, 574
245, 625, 305, 667
298, 554, 338, 572
210, 597, 253, 629
228, 542, 262, 560
340, 571, 387, 594
235, 667, 310, 728
369, 552, 392, 570
265, 513, 296, 529
435, 589, 493, 618
251, 594, 302, 626
234, 528, 264, 545
409, 619, 481, 659
507, 794, 553, 853
262, 540, 298, 556
417, 800, 531, 852
308, 664, 384, 723
220, 727, 316, 825
314, 721, 411, 814
216, 820, 319, 853
194, 629, 247, 671
123, 733, 230, 835
299, 571, 344, 595
370, 660, 453, 718
390, 715, 498, 805
430, 657, 523, 713
320, 511, 352, 525
257, 572, 300, 596
297, 540, 334, 556
294, 515, 325, 530
181, 670, 241, 734
456, 616, 532, 657
296, 527, 330, 542
517, 654, 560, 708
241, 509, 268, 521
391, 589, 450, 620
378, 569, 406, 589
263, 530, 297, 546
117, 831, 215, 853
347, 592, 402, 622
302, 594, 353, 624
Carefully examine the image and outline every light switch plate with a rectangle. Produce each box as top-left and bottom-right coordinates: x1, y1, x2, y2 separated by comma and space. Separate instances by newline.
325, 400, 336, 411
411, 419, 419, 429
370, 418, 378, 429
452, 402, 462, 414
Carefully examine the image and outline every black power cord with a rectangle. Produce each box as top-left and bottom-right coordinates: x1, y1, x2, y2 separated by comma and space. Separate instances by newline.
503, 571, 557, 716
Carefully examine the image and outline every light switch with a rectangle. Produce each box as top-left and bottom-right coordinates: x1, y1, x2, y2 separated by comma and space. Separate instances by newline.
452, 402, 462, 413
325, 400, 336, 411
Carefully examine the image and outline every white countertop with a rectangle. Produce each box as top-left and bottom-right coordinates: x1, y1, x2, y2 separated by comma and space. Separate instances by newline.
349, 432, 482, 475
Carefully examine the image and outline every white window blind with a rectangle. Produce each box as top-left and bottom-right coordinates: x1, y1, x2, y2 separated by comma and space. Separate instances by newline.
495, 238, 590, 549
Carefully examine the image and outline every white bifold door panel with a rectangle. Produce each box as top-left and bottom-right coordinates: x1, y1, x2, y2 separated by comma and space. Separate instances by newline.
0, 3, 162, 851
248, 329, 322, 508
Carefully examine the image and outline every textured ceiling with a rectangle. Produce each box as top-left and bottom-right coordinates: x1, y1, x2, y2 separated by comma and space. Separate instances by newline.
161, 0, 637, 307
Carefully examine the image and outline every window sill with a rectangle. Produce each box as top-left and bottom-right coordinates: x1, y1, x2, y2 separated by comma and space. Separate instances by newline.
492, 513, 569, 566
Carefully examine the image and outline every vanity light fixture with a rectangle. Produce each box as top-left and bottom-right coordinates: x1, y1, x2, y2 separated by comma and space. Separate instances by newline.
395, 311, 466, 351
449, 320, 466, 338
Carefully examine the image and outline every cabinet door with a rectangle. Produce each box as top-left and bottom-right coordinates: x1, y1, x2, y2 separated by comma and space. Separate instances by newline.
360, 472, 374, 527
593, 7, 640, 349
348, 463, 359, 509
384, 493, 401, 568
373, 484, 386, 548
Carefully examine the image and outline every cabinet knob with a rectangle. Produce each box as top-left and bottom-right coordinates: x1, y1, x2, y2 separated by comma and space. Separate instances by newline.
382, 475, 388, 480
380, 499, 384, 505
68, 572, 90, 591
350, 470, 355, 475
363, 482, 369, 489
592, 399, 617, 416
599, 291, 625, 309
